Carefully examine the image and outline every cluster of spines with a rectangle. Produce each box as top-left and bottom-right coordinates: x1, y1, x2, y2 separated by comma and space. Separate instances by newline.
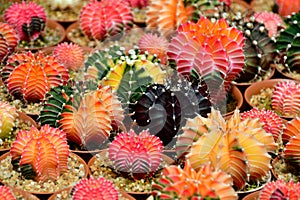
0, 102, 18, 139
0, 22, 18, 62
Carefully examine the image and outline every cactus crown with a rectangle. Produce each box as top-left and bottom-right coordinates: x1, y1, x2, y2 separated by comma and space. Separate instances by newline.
0, 186, 16, 200
72, 177, 119, 200
53, 42, 85, 71
259, 180, 300, 200
178, 108, 277, 190
254, 12, 285, 38
1, 51, 69, 103
108, 129, 163, 179
152, 161, 237, 199
80, 0, 133, 41
0, 102, 18, 139
4, 1, 46, 41
271, 80, 300, 118
0, 22, 18, 62
10, 125, 70, 182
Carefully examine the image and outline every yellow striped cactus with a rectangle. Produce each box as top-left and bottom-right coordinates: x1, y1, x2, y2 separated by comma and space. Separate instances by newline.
0, 102, 18, 139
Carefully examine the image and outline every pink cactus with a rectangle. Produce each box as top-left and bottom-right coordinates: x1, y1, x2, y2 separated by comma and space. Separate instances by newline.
80, 0, 133, 41
0, 22, 18, 62
108, 129, 163, 179
254, 12, 285, 37
126, 0, 149, 8
4, 1, 46, 41
0, 186, 16, 200
53, 42, 84, 71
259, 180, 300, 200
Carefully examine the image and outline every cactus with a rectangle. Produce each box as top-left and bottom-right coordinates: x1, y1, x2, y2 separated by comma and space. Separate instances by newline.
0, 22, 18, 62
1, 51, 69, 103
275, 0, 300, 17
72, 177, 119, 200
108, 129, 163, 179
0, 186, 16, 200
179, 108, 277, 190
271, 80, 300, 117
0, 102, 18, 139
4, 1, 46, 41
80, 0, 133, 41
276, 12, 300, 75
284, 129, 300, 168
152, 161, 237, 199
146, 0, 194, 36
254, 12, 285, 38
10, 125, 69, 182
259, 180, 300, 200
282, 117, 300, 144
126, 0, 149, 8
53, 42, 84, 71
167, 16, 245, 102
138, 33, 168, 64
241, 108, 283, 142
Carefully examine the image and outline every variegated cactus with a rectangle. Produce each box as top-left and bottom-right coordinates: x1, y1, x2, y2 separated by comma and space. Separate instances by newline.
80, 0, 133, 41
10, 125, 69, 181
1, 51, 69, 103
4, 1, 46, 41
0, 22, 18, 62
276, 12, 300, 75
177, 108, 277, 190
167, 16, 245, 102
146, 0, 194, 36
72, 177, 119, 200
241, 108, 283, 142
275, 0, 300, 17
108, 129, 163, 179
53, 42, 84, 71
271, 80, 300, 117
282, 117, 300, 144
259, 180, 300, 200
0, 102, 18, 139
152, 161, 237, 199
254, 12, 285, 38
0, 186, 16, 200
283, 128, 300, 168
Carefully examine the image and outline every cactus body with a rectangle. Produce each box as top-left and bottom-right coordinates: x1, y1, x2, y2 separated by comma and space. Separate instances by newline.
0, 186, 16, 200
259, 180, 300, 200
0, 102, 18, 139
254, 12, 285, 38
282, 117, 300, 144
275, 0, 300, 17
0, 22, 18, 62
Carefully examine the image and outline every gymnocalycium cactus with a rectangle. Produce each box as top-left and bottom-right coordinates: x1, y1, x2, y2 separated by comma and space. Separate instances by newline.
108, 129, 163, 179
0, 22, 18, 62
80, 0, 133, 41
0, 186, 16, 200
259, 180, 300, 199
152, 161, 237, 199
10, 125, 69, 181
282, 117, 300, 144
4, 1, 46, 41
0, 102, 18, 139
275, 0, 300, 17
72, 177, 119, 200
1, 51, 69, 103
177, 108, 277, 190
254, 12, 285, 38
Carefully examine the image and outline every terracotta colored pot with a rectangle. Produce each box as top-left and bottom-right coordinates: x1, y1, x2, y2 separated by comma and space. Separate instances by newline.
0, 152, 89, 200
71, 149, 103, 164
275, 64, 300, 81
88, 149, 174, 200
223, 85, 244, 118
0, 112, 37, 156
241, 190, 260, 200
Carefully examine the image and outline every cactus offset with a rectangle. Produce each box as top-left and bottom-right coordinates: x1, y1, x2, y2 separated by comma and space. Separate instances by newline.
72, 177, 119, 200
80, 0, 133, 41
254, 12, 285, 38
53, 42, 84, 71
4, 1, 46, 41
282, 117, 300, 144
1, 51, 69, 103
241, 108, 283, 142
152, 161, 237, 199
179, 108, 277, 190
0, 102, 18, 139
108, 129, 163, 179
259, 180, 300, 200
275, 0, 300, 17
0, 186, 16, 200
10, 125, 69, 182
271, 80, 300, 117
0, 22, 18, 62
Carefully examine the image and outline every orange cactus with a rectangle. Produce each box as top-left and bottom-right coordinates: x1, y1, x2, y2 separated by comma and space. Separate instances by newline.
152, 161, 237, 199
2, 51, 69, 103
284, 131, 300, 167
10, 125, 69, 182
179, 108, 277, 190
282, 117, 300, 144
0, 22, 18, 62
275, 0, 300, 17
0, 102, 18, 139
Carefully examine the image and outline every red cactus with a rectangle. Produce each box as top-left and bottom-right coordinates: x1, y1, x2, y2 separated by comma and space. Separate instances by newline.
72, 177, 119, 200
80, 0, 133, 41
2, 51, 69, 103
152, 161, 237, 199
259, 180, 300, 200
271, 80, 300, 117
126, 0, 149, 8
254, 12, 285, 37
138, 33, 168, 64
282, 118, 300, 144
275, 0, 300, 17
241, 108, 283, 142
0, 186, 16, 200
108, 129, 163, 179
4, 1, 46, 41
10, 125, 70, 182
0, 22, 18, 62
53, 42, 84, 71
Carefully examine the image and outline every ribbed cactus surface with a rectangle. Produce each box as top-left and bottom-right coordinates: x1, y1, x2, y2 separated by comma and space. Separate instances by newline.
259, 180, 300, 200
0, 186, 16, 200
0, 102, 18, 139
282, 117, 300, 144
0, 22, 18, 62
